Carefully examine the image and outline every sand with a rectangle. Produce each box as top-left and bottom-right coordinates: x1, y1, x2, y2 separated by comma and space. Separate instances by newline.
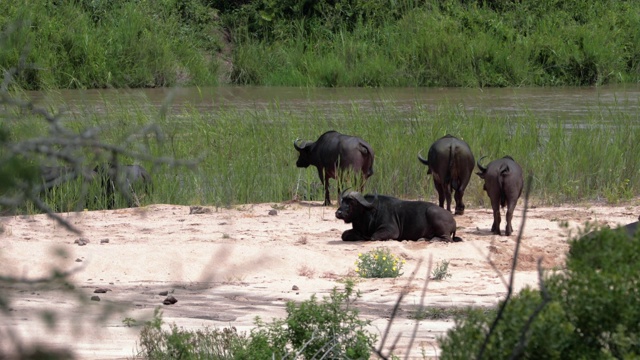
1, 200, 638, 359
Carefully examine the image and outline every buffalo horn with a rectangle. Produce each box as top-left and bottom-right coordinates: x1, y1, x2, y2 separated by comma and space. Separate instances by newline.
293, 138, 306, 151
417, 150, 429, 165
346, 191, 374, 208
477, 155, 488, 173
338, 187, 352, 205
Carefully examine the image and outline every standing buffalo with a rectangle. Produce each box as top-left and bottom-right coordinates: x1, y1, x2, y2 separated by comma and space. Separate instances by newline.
418, 135, 475, 215
335, 190, 462, 242
294, 131, 374, 206
38, 165, 98, 211
476, 155, 523, 236
94, 163, 153, 209
40, 165, 97, 187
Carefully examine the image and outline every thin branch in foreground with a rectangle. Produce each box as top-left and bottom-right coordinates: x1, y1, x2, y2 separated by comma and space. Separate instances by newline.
476, 174, 533, 360
508, 258, 552, 360
404, 257, 433, 360
0, 262, 86, 285
374, 258, 426, 360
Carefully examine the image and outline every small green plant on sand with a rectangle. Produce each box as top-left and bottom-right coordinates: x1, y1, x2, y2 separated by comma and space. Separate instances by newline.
122, 317, 137, 327
432, 260, 452, 280
355, 247, 405, 278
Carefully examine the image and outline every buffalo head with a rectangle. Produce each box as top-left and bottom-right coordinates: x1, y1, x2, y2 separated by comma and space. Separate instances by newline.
476, 155, 488, 188
335, 190, 374, 223
293, 138, 312, 168
476, 155, 489, 178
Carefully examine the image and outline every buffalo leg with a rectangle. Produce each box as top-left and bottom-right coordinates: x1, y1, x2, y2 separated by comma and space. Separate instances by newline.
431, 234, 453, 242
442, 183, 453, 213
434, 181, 447, 211
323, 183, 331, 206
342, 229, 367, 241
505, 201, 517, 236
370, 226, 400, 241
454, 188, 466, 215
490, 198, 502, 235
319, 169, 331, 206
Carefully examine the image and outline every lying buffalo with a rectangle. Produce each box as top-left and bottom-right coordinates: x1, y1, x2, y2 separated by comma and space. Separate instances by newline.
335, 190, 462, 242
418, 135, 475, 215
476, 155, 523, 236
94, 164, 152, 209
294, 131, 374, 206
582, 221, 639, 240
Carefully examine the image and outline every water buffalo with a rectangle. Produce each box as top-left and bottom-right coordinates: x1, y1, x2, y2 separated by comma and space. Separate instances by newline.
581, 221, 639, 240
94, 163, 152, 209
294, 130, 374, 206
418, 135, 475, 215
335, 190, 462, 242
40, 165, 96, 187
476, 155, 523, 236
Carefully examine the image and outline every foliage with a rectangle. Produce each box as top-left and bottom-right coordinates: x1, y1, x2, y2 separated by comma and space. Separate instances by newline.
3, 0, 640, 88
138, 308, 243, 359
137, 282, 377, 359
0, 24, 195, 359
431, 260, 452, 281
0, 0, 220, 89
354, 247, 404, 278
438, 224, 640, 359
226, 0, 640, 87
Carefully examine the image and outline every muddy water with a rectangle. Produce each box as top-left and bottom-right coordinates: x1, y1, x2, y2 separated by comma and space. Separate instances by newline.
26, 84, 640, 121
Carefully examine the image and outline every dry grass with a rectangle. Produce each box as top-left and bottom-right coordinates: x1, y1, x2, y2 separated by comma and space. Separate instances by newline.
297, 265, 315, 278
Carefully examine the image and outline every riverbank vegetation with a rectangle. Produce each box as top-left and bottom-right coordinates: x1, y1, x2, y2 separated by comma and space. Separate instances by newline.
9, 95, 639, 213
2, 0, 640, 89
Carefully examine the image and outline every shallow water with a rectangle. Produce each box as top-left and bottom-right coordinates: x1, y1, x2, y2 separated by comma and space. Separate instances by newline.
26, 84, 640, 122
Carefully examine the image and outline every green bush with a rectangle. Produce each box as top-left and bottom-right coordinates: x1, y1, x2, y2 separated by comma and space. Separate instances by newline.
354, 247, 404, 278
0, 0, 220, 89
438, 225, 640, 359
138, 308, 245, 359
137, 281, 377, 359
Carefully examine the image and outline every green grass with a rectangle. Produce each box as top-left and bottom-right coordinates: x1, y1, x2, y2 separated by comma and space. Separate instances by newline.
229, 0, 640, 87
3, 0, 640, 89
6, 94, 640, 212
0, 0, 220, 90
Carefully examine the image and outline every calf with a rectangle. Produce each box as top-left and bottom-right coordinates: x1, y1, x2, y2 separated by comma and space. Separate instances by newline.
94, 164, 152, 209
476, 155, 523, 236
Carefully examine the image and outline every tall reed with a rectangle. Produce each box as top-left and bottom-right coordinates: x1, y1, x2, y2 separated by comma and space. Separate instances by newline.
8, 95, 640, 211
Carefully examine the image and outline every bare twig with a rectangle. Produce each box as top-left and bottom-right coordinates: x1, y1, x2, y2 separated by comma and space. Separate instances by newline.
374, 258, 426, 360
405, 257, 433, 360
508, 258, 552, 360
476, 174, 533, 360
0, 262, 86, 285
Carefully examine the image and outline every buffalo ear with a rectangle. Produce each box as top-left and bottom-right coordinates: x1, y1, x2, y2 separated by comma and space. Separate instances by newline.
476, 171, 486, 179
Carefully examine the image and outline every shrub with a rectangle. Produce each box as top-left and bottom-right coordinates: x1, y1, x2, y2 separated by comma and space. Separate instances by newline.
438, 225, 640, 359
137, 282, 377, 359
354, 247, 405, 278
431, 260, 452, 281
137, 308, 246, 359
